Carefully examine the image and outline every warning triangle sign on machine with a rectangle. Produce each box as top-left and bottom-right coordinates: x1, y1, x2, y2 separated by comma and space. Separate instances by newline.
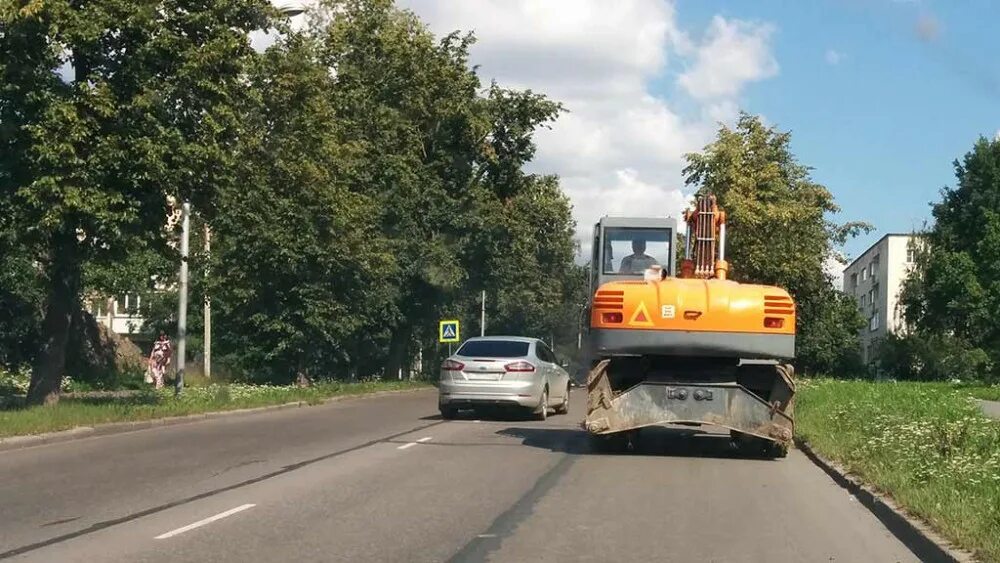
629, 301, 654, 327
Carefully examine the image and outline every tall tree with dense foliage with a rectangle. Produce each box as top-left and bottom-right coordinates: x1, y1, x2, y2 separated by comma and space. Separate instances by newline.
893, 137, 1000, 381
208, 31, 397, 383
683, 113, 870, 374
0, 0, 272, 403
307, 0, 575, 378
1, 0, 582, 389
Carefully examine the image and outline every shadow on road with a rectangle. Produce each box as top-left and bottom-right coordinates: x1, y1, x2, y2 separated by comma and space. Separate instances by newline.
421, 409, 539, 423
496, 425, 781, 461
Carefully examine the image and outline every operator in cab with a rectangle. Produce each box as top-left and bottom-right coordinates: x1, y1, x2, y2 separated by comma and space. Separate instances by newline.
619, 239, 658, 274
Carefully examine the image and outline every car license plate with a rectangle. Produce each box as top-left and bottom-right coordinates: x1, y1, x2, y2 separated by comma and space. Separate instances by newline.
467, 373, 500, 381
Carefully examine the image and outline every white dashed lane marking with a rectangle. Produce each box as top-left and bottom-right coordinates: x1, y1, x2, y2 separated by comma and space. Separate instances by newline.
155, 504, 256, 540
397, 436, 433, 450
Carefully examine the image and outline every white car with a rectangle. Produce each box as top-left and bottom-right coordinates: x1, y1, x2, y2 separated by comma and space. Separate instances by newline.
438, 336, 571, 421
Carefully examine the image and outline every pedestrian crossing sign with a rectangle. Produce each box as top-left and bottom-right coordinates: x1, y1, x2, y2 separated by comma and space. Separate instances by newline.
439, 320, 460, 343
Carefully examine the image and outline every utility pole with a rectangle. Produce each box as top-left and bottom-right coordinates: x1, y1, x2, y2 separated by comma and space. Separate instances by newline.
176, 202, 190, 396
203, 224, 211, 379
480, 290, 486, 337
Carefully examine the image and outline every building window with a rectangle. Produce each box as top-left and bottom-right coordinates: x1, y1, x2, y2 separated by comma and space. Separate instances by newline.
872, 285, 878, 302
870, 309, 880, 332
850, 273, 858, 289
862, 268, 867, 281
907, 247, 917, 263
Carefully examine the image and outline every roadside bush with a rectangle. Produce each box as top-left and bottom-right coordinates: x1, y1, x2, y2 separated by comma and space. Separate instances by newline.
0, 366, 31, 396
879, 332, 994, 383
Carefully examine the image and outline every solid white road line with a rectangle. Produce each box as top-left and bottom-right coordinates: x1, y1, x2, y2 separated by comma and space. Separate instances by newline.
154, 504, 256, 540
416, 437, 432, 443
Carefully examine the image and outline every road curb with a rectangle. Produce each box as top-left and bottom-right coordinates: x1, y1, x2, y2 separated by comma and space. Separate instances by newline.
795, 438, 977, 563
0, 386, 432, 454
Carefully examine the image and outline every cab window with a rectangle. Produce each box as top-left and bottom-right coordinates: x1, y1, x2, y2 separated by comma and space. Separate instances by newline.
602, 227, 672, 275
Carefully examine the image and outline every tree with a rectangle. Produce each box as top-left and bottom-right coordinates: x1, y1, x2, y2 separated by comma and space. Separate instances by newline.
0, 0, 272, 404
896, 137, 1000, 382
683, 113, 870, 374
312, 0, 573, 378
2, 0, 582, 390
207, 31, 396, 383
0, 224, 43, 369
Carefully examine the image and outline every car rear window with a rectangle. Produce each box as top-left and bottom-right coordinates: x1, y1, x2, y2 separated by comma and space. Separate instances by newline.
456, 340, 530, 358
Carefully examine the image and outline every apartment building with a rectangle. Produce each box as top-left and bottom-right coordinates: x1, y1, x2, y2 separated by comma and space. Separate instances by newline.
842, 234, 918, 366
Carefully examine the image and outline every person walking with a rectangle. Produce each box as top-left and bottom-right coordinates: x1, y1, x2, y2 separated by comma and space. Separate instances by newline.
147, 332, 172, 389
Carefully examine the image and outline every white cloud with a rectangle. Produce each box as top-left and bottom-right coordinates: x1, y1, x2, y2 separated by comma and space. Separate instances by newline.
825, 49, 844, 65
347, 1, 780, 261
254, 1, 311, 51
826, 255, 846, 290
677, 15, 778, 101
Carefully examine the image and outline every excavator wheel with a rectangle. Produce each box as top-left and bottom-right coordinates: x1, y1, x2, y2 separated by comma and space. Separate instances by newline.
730, 431, 788, 459
766, 442, 789, 459
588, 430, 638, 454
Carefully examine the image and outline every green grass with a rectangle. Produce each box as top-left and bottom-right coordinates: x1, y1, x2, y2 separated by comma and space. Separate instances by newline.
796, 379, 1000, 562
965, 385, 1000, 402
0, 380, 431, 439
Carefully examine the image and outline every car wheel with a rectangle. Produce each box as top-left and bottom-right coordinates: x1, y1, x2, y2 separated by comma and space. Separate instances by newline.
535, 388, 549, 421
440, 407, 458, 420
555, 384, 570, 414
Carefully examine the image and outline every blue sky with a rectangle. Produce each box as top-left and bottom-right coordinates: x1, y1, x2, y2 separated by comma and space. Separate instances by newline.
673, 0, 1000, 258
361, 1, 1000, 268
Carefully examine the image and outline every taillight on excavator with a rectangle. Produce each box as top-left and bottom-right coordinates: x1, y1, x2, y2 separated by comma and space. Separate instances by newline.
764, 317, 784, 329
601, 312, 623, 324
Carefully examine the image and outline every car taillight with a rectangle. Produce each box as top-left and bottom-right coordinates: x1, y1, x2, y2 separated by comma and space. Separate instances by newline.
764, 317, 784, 329
504, 361, 536, 373
601, 312, 623, 323
441, 359, 465, 371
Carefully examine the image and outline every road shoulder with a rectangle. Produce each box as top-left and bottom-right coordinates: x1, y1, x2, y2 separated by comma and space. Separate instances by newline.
0, 386, 432, 453
795, 439, 976, 563
979, 399, 1000, 420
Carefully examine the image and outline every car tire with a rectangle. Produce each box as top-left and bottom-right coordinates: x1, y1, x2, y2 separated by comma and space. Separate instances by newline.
555, 384, 570, 414
535, 388, 549, 421
440, 407, 458, 420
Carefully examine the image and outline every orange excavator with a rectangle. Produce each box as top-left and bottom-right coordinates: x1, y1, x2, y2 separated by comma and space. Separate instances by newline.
582, 194, 796, 457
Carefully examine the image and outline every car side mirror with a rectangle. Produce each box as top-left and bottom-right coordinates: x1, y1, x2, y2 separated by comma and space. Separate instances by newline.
560, 361, 569, 368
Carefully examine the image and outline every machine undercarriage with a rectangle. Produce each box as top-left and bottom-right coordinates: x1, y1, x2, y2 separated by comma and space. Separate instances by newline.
584, 356, 795, 457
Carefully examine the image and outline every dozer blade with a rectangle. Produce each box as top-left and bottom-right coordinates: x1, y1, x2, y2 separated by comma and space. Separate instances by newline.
584, 360, 794, 446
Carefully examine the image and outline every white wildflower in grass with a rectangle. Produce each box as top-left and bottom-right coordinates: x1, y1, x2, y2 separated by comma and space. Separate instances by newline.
0, 367, 32, 394
797, 379, 1000, 560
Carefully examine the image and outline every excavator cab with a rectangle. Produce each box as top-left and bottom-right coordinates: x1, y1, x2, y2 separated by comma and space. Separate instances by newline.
589, 217, 676, 294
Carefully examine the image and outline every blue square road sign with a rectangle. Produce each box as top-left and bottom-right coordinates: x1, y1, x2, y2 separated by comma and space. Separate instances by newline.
439, 320, 460, 343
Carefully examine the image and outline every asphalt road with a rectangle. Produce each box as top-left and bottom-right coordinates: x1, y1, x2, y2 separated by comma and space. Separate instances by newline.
1, 389, 922, 562
980, 399, 1000, 420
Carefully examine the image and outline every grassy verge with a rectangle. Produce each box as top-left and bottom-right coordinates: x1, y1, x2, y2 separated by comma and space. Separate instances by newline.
965, 385, 1000, 402
796, 379, 1000, 562
0, 380, 431, 439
